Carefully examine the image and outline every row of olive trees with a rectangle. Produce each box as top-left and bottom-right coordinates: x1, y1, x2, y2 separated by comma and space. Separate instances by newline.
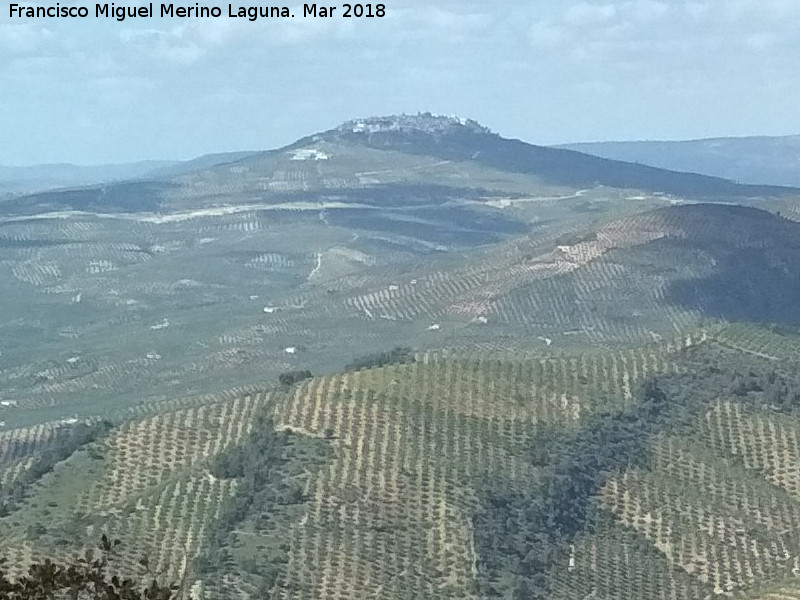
0, 421, 114, 518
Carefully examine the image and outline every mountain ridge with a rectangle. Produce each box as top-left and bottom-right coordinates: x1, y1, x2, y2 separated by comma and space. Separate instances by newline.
0, 151, 259, 196
289, 114, 800, 200
4, 115, 800, 214
558, 134, 800, 187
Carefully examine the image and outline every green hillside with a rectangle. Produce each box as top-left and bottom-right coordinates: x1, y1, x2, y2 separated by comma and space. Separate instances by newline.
5, 328, 800, 599
3, 116, 800, 599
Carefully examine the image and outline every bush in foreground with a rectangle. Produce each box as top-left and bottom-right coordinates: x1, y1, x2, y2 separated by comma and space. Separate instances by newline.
0, 536, 180, 600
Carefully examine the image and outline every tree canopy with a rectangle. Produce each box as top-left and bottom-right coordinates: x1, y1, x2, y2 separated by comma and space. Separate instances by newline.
0, 536, 179, 600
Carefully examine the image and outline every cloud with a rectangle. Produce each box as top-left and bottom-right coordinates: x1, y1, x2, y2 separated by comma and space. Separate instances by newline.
563, 3, 617, 26
624, 0, 669, 24
395, 6, 492, 34
722, 0, 800, 25
528, 20, 568, 48
1, 0, 799, 163
119, 26, 210, 65
744, 32, 778, 50
522, 0, 799, 63
0, 24, 53, 56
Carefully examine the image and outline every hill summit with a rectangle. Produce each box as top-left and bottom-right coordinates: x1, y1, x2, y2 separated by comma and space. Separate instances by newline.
298, 113, 800, 200
335, 113, 493, 136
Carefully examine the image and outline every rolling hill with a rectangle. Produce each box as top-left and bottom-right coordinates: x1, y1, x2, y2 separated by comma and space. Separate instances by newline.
4, 115, 799, 220
559, 134, 800, 187
0, 161, 178, 196
2, 115, 800, 600
306, 115, 798, 198
0, 151, 258, 197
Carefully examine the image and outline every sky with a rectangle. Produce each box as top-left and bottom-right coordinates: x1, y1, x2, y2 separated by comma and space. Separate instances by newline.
1, 0, 799, 165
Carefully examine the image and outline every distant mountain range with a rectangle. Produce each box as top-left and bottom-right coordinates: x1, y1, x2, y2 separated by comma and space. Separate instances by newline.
0, 161, 176, 195
558, 134, 800, 187
302, 115, 797, 199
0, 151, 257, 195
4, 115, 798, 218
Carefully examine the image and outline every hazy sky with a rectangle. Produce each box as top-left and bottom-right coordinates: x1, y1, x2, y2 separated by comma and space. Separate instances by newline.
1, 0, 799, 164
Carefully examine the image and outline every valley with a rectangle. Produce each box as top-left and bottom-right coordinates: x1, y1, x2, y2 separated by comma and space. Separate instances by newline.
2, 114, 800, 599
